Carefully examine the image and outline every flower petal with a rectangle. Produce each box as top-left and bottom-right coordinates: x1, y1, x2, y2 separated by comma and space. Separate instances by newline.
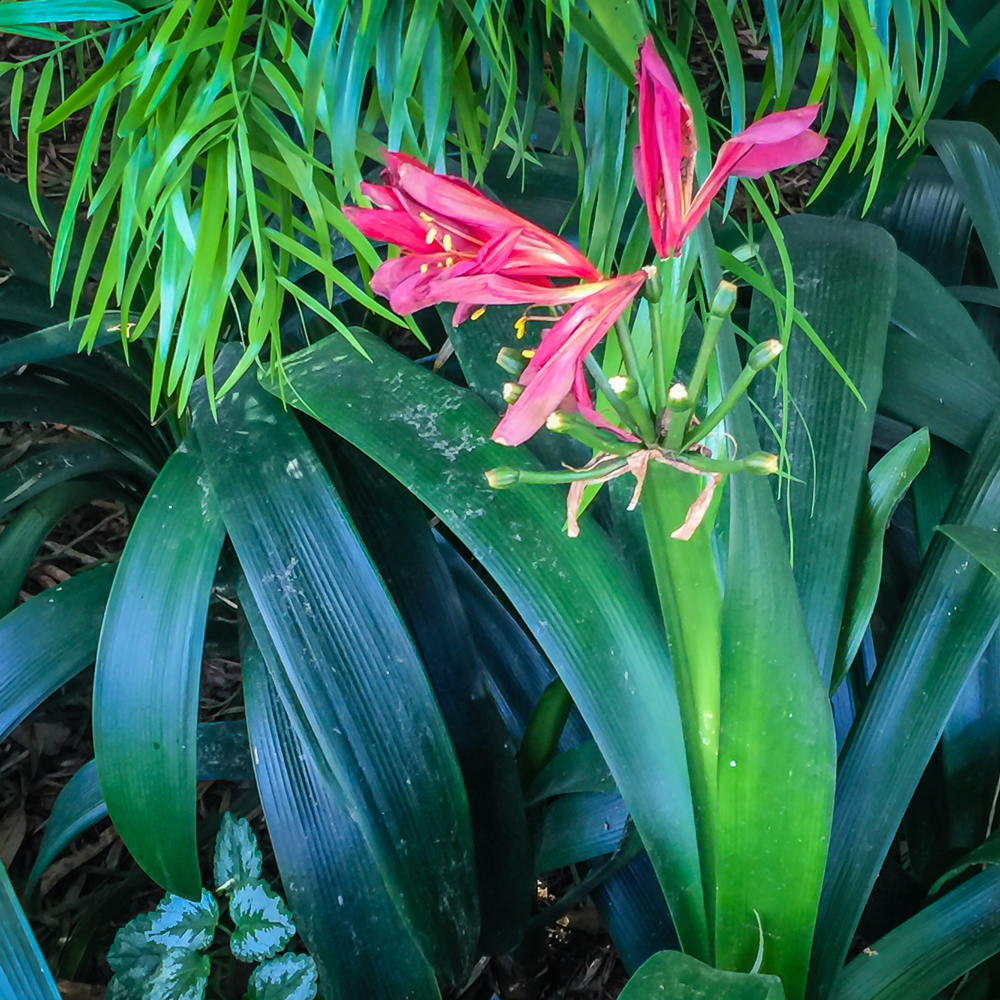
493, 273, 645, 446
635, 36, 695, 257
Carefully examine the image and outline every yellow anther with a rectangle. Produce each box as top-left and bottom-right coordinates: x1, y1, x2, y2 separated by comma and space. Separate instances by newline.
521, 348, 536, 359
471, 307, 486, 321
419, 212, 434, 222
442, 233, 454, 252
425, 227, 438, 244
514, 316, 527, 339
420, 263, 429, 273
445, 256, 454, 267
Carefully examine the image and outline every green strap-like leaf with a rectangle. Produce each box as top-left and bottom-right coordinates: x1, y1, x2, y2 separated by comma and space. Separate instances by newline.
928, 121, 1000, 285
829, 868, 1000, 1000
93, 444, 226, 899
25, 722, 252, 902
192, 368, 478, 982
832, 429, 930, 691
750, 217, 896, 687
259, 327, 710, 961
0, 481, 119, 617
694, 223, 835, 1000
0, 564, 115, 742
879, 328, 1000, 453
0, 860, 60, 1000
617, 949, 785, 1000
524, 740, 616, 806
239, 603, 441, 1000
812, 412, 1000, 993
535, 791, 629, 873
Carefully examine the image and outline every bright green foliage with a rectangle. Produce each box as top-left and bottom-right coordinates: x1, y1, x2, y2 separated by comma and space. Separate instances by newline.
617, 950, 785, 1000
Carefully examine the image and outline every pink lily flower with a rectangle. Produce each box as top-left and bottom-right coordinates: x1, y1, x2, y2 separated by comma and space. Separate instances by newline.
492, 272, 647, 447
344, 151, 603, 325
635, 36, 827, 257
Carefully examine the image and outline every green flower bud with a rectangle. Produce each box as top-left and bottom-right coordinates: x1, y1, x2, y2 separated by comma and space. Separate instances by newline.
502, 381, 524, 404
496, 347, 527, 377
710, 281, 739, 318
485, 467, 521, 488
667, 382, 690, 410
744, 452, 780, 476
642, 265, 663, 303
748, 339, 783, 372
608, 375, 639, 400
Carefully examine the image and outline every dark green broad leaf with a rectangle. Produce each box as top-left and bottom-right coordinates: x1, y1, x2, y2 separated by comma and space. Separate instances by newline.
832, 429, 931, 690
930, 827, 1000, 893
750, 216, 895, 686
247, 954, 319, 1000
147, 891, 219, 952
439, 538, 590, 749
239, 603, 441, 1000
0, 276, 67, 328
938, 523, 1000, 578
0, 563, 115, 741
25, 723, 253, 902
829, 868, 1000, 1000
694, 226, 835, 1000
0, 368, 164, 477
0, 480, 122, 617
525, 740, 616, 806
873, 157, 971, 286
228, 882, 296, 962
535, 791, 629, 873
891, 254, 999, 372
617, 950, 785, 1000
927, 121, 1000, 284
328, 444, 532, 954
0, 440, 147, 518
260, 329, 709, 961
878, 328, 1000, 453
191, 368, 477, 982
0, 860, 60, 1000
93, 445, 226, 899
591, 853, 679, 975
213, 813, 263, 892
812, 413, 1000, 993
0, 314, 145, 372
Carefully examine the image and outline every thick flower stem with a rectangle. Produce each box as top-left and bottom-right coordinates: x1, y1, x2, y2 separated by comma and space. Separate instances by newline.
683, 340, 782, 449
614, 315, 655, 437
653, 250, 694, 424
584, 354, 643, 438
641, 462, 722, 954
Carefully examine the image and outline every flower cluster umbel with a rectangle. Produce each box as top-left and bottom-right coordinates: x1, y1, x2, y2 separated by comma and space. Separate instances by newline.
346, 38, 826, 537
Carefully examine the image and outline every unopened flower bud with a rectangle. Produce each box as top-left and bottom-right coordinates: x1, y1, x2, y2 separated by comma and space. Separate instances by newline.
608, 375, 638, 400
748, 339, 783, 372
545, 411, 570, 433
485, 467, 521, 488
710, 281, 739, 318
496, 347, 527, 377
502, 381, 524, 404
667, 382, 690, 410
744, 452, 780, 476
641, 265, 662, 303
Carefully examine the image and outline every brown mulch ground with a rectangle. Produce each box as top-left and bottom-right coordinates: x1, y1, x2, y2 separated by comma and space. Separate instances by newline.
0, 10, 829, 998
